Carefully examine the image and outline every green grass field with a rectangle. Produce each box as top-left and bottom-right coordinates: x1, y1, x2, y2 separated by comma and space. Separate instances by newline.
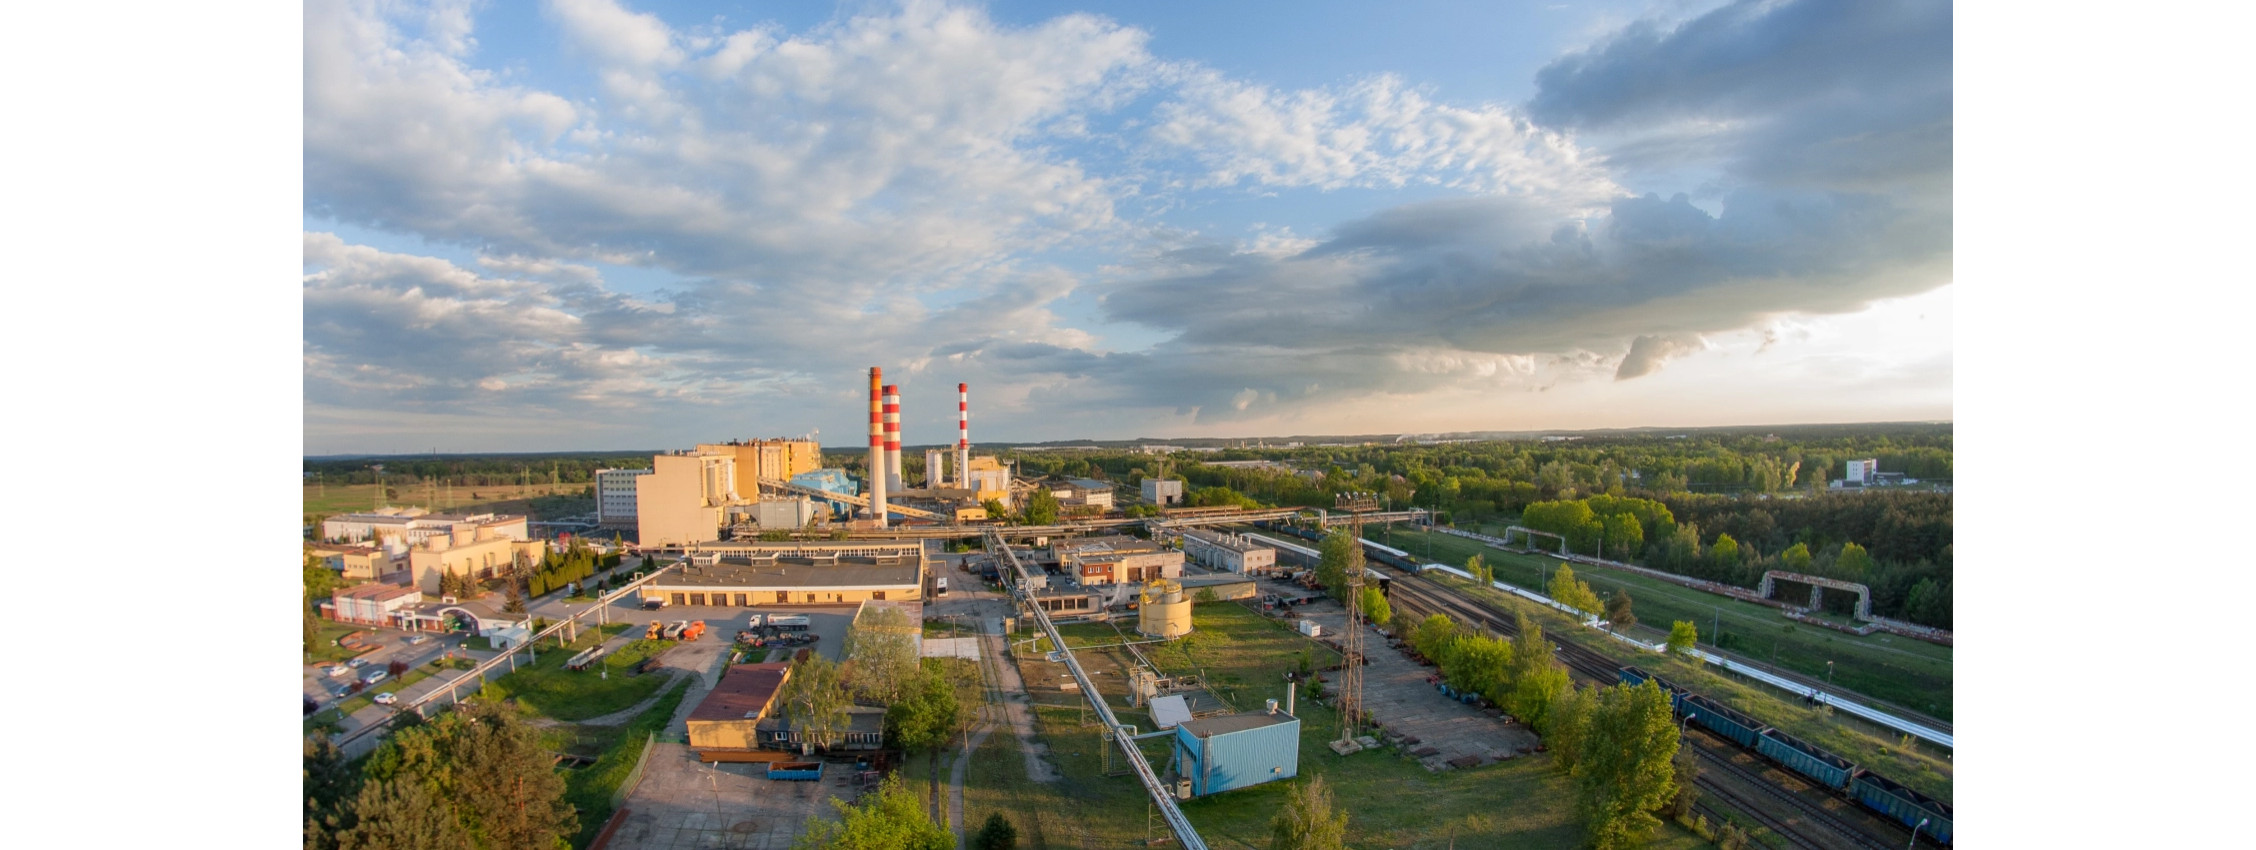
479, 625, 674, 722
972, 604, 1717, 849
307, 621, 375, 664
1372, 525, 1955, 721
560, 682, 690, 848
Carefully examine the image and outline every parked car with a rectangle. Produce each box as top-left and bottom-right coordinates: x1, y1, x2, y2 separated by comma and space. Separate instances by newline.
346, 657, 369, 668
359, 670, 388, 686
304, 697, 319, 716
372, 692, 399, 706
323, 664, 351, 678
329, 685, 352, 699
402, 634, 431, 645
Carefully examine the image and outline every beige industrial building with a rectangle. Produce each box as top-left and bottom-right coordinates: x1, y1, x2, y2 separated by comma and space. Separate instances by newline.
1048, 478, 1115, 509
640, 540, 928, 607
308, 542, 409, 584
636, 451, 738, 547
409, 535, 551, 595
1058, 536, 1184, 587
322, 508, 530, 548
696, 438, 823, 485
1180, 529, 1280, 576
1141, 479, 1185, 506
962, 456, 1014, 504
686, 662, 793, 752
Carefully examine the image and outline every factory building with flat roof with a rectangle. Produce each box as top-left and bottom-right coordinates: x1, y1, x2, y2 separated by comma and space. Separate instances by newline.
639, 540, 929, 607
1180, 529, 1279, 576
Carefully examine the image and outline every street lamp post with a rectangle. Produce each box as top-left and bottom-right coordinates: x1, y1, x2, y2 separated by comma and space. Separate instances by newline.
1908, 817, 1929, 848
1680, 713, 1697, 738
1826, 660, 1835, 687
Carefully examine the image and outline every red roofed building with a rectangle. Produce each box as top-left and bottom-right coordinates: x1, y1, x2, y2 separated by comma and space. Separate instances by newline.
685, 662, 793, 752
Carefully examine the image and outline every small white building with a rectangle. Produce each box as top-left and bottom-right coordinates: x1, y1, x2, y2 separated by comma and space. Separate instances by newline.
597, 468, 653, 529
1180, 528, 1279, 576
1141, 478, 1184, 506
1844, 458, 1879, 485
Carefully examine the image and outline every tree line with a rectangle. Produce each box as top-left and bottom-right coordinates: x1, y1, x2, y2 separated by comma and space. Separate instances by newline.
304, 453, 654, 487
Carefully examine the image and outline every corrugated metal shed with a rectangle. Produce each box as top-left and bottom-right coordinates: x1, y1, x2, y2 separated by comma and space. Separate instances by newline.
1173, 711, 1300, 797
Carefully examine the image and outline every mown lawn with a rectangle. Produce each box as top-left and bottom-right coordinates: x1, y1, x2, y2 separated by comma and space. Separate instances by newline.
984, 603, 1714, 849
481, 625, 676, 722
307, 621, 378, 664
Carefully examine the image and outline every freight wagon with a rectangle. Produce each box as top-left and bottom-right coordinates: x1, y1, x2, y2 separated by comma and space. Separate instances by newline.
1852, 771, 1954, 845
1618, 666, 1950, 845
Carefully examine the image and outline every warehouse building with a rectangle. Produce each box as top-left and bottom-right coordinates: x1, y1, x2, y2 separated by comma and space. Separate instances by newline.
686, 662, 793, 754
1180, 529, 1279, 576
326, 583, 423, 626
1141, 478, 1184, 506
1172, 708, 1301, 797
639, 540, 928, 607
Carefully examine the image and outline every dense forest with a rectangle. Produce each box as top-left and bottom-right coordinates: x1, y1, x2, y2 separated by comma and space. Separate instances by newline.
303, 453, 653, 486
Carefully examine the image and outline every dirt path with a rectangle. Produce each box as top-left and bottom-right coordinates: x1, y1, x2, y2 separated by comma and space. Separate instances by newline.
981, 615, 1060, 784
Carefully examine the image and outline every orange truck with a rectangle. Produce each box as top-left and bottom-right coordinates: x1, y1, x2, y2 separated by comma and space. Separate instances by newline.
645, 620, 664, 640
681, 620, 707, 642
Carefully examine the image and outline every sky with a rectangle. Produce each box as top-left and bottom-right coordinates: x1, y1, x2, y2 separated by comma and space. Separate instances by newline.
303, 0, 1953, 454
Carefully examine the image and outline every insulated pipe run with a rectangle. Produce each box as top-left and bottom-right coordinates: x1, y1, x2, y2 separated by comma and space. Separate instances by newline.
957, 382, 970, 491
868, 367, 887, 526
883, 384, 902, 492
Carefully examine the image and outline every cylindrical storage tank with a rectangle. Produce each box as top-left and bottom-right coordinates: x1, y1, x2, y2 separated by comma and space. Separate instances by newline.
1139, 579, 1194, 638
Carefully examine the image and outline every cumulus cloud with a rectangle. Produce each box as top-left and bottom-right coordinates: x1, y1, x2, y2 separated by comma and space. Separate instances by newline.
1528, 0, 1952, 195
302, 1, 1951, 449
1614, 334, 1706, 380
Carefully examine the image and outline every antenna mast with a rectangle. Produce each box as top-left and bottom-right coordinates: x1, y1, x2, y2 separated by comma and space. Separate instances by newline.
1335, 491, 1380, 750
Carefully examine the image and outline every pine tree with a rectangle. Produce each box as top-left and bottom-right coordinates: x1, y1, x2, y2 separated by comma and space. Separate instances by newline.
334, 779, 470, 850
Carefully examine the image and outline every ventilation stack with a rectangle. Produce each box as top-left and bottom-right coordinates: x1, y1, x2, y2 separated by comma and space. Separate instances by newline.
867, 367, 887, 527
926, 448, 946, 489
883, 384, 903, 493
957, 383, 970, 491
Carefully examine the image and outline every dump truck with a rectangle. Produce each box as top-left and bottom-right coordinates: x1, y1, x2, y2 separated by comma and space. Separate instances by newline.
768, 614, 810, 632
646, 620, 664, 640
766, 762, 823, 781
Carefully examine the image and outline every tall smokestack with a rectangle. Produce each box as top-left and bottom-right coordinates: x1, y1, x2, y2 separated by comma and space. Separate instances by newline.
957, 383, 970, 492
883, 384, 903, 492
868, 367, 887, 527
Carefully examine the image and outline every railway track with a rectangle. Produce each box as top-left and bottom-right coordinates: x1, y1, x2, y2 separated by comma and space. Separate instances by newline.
1378, 569, 1910, 850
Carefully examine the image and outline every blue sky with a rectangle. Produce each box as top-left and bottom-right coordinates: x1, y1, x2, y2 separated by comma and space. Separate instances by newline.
303, 0, 1952, 453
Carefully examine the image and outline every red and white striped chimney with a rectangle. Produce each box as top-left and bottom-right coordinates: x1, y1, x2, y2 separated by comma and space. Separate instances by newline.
882, 384, 903, 493
867, 367, 887, 526
957, 382, 971, 492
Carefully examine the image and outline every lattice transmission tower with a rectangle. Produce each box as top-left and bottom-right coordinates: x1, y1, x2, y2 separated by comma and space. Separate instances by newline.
1335, 491, 1380, 749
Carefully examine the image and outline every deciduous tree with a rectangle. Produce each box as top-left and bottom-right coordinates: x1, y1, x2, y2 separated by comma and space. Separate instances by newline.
779, 653, 851, 752
794, 774, 952, 850
1268, 772, 1349, 850
1316, 531, 1355, 602
1574, 680, 1680, 850
1359, 586, 1391, 627
971, 812, 1018, 850
1667, 621, 1699, 656
886, 661, 966, 818
1604, 590, 1636, 632
334, 779, 470, 850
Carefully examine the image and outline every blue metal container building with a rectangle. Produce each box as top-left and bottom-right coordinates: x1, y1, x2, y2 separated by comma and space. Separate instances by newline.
1852, 771, 1953, 844
1173, 711, 1300, 797
1756, 728, 1857, 791
1680, 694, 1764, 749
